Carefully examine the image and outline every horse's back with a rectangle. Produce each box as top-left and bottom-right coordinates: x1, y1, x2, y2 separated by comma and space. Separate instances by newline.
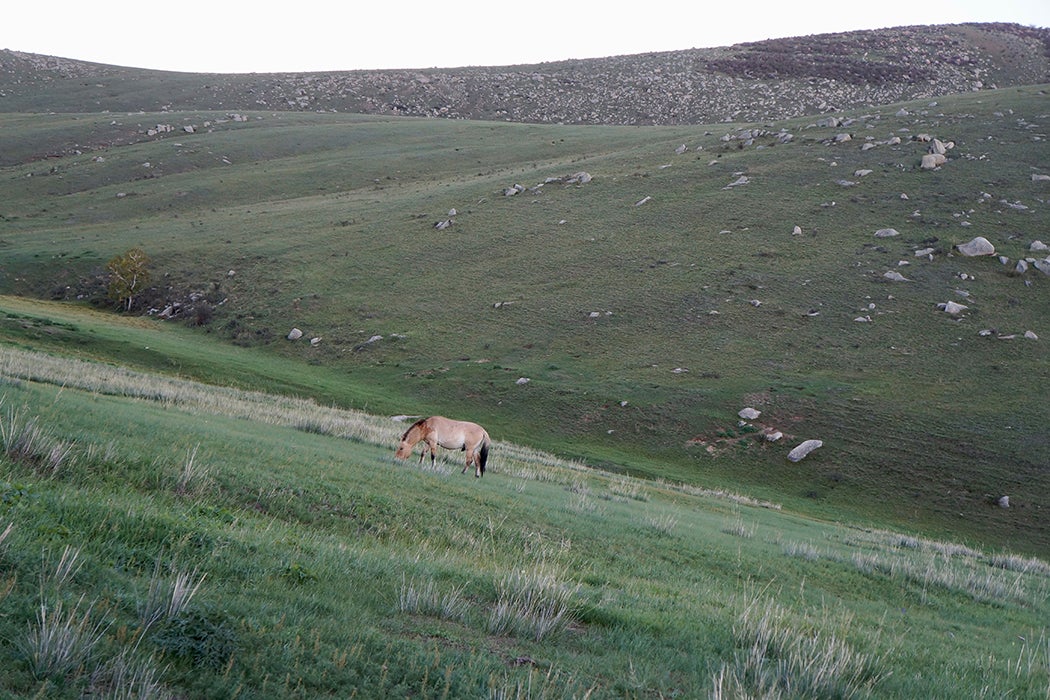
428, 416, 487, 448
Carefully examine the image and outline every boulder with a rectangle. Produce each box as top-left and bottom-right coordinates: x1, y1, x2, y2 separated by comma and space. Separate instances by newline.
1036, 259, 1050, 276
738, 407, 761, 420
1030, 240, 1049, 252
921, 153, 947, 169
956, 236, 995, 256
1032, 174, 1050, 182
874, 228, 900, 238
883, 271, 910, 282
937, 301, 968, 315
787, 440, 823, 462
998, 496, 1010, 509
287, 328, 303, 340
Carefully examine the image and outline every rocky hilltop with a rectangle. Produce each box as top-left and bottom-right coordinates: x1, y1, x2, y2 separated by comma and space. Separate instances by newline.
1, 22, 1048, 124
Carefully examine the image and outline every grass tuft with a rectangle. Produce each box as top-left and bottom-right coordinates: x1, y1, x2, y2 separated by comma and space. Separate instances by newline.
397, 573, 469, 621
714, 599, 889, 698
23, 596, 109, 681
488, 560, 580, 642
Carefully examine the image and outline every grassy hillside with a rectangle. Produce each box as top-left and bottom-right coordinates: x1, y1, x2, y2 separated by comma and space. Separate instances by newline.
0, 334, 1047, 698
2, 82, 1048, 554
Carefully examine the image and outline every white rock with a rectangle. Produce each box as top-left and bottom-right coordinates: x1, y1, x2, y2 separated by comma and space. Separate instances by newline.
1025, 330, 1039, 340
915, 247, 935, 257
635, 196, 652, 206
998, 496, 1010, 508
956, 236, 995, 256
883, 271, 910, 282
738, 407, 761, 420
787, 440, 823, 462
287, 328, 303, 340
921, 153, 947, 169
1030, 240, 1049, 252
874, 228, 900, 238
515, 377, 530, 385
764, 430, 783, 442
854, 169, 873, 177
792, 225, 803, 235
1032, 174, 1050, 182
937, 301, 968, 315
310, 337, 322, 346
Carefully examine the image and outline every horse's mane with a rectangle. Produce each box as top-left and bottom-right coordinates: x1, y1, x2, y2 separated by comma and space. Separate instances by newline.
400, 417, 428, 441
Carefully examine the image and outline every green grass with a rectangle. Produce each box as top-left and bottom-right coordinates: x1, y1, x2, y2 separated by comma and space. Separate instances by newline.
3, 86, 1049, 555
0, 68, 1049, 546
0, 345, 1047, 698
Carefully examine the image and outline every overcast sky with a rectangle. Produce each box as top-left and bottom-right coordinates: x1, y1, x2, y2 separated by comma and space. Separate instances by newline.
4, 1, 1049, 74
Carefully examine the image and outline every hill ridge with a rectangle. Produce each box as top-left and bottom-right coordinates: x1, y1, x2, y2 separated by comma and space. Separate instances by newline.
2, 22, 1048, 124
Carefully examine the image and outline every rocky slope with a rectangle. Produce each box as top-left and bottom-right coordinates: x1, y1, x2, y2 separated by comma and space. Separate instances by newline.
1, 23, 1048, 125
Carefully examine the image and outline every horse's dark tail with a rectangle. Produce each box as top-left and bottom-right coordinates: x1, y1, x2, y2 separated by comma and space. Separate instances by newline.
479, 439, 489, 476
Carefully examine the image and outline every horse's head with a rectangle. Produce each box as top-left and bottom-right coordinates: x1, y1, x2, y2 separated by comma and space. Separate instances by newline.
394, 440, 412, 460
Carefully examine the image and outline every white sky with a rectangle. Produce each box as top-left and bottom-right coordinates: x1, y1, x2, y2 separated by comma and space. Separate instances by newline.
4, 1, 1049, 74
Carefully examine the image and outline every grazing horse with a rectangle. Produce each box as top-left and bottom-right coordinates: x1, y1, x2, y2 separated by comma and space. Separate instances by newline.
395, 416, 490, 477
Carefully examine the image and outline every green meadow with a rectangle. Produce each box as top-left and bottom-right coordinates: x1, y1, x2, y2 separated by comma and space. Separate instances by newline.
0, 334, 1047, 698
0, 57, 1048, 696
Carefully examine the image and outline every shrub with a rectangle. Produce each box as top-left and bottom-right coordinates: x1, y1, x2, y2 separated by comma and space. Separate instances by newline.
153, 609, 237, 670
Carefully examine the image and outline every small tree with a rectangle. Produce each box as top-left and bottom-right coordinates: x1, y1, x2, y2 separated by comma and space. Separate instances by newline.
106, 248, 151, 311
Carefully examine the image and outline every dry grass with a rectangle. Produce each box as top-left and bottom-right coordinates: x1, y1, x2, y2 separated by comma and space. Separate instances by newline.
713, 597, 889, 699
23, 597, 109, 681
488, 560, 580, 642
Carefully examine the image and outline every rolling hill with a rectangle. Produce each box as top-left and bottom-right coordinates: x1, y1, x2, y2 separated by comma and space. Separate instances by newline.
1, 24, 1048, 555
0, 21, 1049, 699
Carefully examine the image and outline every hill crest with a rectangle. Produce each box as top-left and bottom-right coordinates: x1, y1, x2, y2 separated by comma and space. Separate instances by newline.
2, 22, 1048, 124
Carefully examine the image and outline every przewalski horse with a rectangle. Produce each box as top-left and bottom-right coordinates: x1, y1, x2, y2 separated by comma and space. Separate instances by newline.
395, 416, 490, 477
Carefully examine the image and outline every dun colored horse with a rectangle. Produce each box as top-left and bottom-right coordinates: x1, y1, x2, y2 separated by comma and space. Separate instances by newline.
395, 416, 490, 477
